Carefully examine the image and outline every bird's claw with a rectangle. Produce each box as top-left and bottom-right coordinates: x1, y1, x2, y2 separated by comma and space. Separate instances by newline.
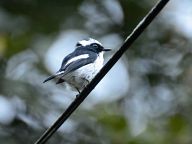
76, 94, 80, 98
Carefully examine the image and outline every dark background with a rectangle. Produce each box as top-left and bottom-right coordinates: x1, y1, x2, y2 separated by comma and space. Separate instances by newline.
0, 0, 192, 144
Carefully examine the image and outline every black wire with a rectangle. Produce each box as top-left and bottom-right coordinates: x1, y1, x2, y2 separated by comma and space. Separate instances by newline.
34, 0, 170, 143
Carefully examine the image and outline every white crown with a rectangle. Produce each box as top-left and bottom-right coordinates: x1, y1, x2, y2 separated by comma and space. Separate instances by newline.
78, 38, 102, 47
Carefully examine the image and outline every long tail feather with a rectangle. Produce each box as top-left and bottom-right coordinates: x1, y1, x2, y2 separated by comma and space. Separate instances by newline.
43, 71, 64, 83
43, 75, 57, 83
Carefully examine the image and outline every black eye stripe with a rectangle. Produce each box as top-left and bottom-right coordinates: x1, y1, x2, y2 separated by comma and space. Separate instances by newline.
76, 43, 82, 47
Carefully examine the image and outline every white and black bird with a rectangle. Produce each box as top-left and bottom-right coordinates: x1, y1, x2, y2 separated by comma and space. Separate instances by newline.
43, 38, 111, 93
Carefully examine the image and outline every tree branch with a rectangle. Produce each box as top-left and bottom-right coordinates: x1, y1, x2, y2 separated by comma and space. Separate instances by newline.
34, 0, 170, 143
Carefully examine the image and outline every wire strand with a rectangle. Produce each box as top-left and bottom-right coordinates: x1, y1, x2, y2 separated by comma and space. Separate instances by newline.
34, 0, 170, 143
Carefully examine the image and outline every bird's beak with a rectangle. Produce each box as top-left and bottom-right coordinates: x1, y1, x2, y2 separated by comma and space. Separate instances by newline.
103, 48, 111, 51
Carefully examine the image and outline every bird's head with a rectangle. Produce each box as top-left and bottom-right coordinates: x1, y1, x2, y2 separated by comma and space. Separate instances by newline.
75, 38, 111, 53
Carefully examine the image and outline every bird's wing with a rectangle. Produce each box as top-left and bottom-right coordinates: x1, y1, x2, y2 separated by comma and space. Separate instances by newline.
59, 49, 91, 71
59, 53, 97, 77
59, 53, 74, 71
43, 53, 74, 83
43, 50, 97, 83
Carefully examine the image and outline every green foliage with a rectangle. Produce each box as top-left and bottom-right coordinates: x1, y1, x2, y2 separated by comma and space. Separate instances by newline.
0, 0, 192, 144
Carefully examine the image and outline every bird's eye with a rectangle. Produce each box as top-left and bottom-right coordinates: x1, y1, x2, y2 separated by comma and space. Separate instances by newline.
91, 43, 99, 48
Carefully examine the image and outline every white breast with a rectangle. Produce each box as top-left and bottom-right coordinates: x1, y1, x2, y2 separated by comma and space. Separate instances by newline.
75, 52, 104, 80
64, 52, 104, 90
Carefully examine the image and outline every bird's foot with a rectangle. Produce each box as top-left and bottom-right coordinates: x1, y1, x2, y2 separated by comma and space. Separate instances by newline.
75, 87, 81, 98
76, 94, 80, 98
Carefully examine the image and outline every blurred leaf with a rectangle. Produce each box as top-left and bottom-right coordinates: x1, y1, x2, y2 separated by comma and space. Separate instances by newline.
97, 113, 129, 144
0, 35, 7, 56
98, 114, 127, 132
168, 114, 186, 135
5, 33, 32, 58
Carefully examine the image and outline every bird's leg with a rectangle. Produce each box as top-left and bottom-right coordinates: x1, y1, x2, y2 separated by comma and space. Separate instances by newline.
75, 78, 89, 98
83, 78, 90, 89
75, 87, 81, 98
85, 78, 90, 84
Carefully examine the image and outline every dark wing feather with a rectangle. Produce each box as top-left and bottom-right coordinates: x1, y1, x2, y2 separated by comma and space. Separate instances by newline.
43, 52, 75, 83
43, 49, 97, 83
60, 53, 97, 77
59, 48, 98, 71
59, 53, 73, 71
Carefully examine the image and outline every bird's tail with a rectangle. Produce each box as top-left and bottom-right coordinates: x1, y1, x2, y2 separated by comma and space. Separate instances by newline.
43, 71, 64, 83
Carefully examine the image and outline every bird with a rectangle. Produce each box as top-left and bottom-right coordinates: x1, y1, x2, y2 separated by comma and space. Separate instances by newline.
43, 38, 111, 94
